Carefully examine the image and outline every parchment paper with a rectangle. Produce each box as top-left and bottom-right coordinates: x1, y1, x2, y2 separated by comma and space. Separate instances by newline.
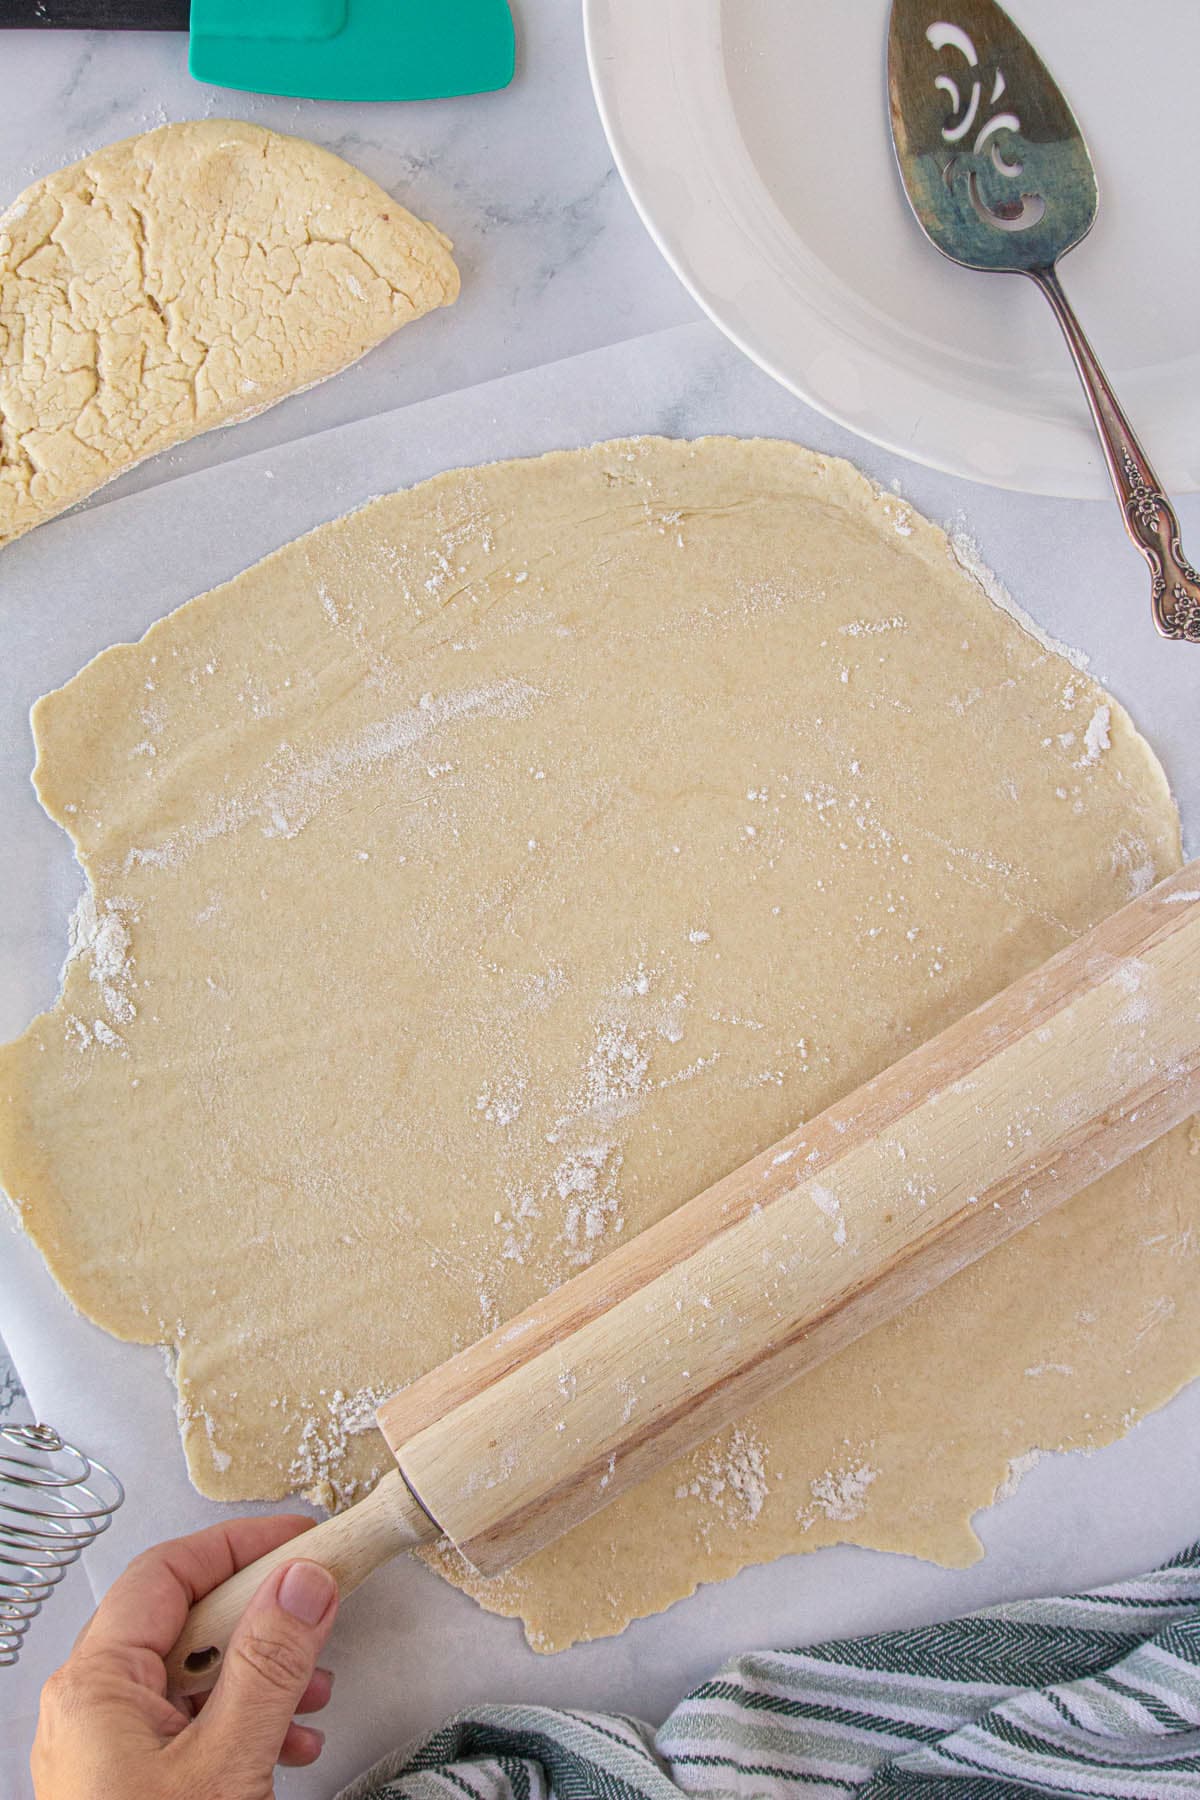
2, 320, 1198, 1800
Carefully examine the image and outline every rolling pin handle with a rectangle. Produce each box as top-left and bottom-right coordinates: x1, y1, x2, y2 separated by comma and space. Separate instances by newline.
164, 1468, 438, 1696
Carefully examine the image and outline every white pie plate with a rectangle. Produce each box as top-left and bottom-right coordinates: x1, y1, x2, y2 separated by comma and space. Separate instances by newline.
583, 0, 1200, 499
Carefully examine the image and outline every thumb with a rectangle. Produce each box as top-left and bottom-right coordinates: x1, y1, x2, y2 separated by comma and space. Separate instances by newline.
193, 1560, 339, 1774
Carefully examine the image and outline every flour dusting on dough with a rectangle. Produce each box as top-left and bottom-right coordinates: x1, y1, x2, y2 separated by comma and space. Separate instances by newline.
946, 524, 1090, 671
126, 678, 539, 868
1081, 705, 1112, 767
994, 1449, 1042, 1503
287, 1385, 389, 1510
261, 682, 538, 841
676, 1426, 770, 1529
802, 1459, 879, 1526
67, 891, 137, 1029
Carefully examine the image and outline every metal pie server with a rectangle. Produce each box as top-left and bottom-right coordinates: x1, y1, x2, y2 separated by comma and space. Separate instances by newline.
888, 0, 1200, 642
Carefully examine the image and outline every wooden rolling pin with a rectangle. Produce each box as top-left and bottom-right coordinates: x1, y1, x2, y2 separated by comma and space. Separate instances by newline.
167, 860, 1200, 1692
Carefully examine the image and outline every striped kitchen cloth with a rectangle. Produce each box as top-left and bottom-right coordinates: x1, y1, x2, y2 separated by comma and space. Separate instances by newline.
336, 1543, 1200, 1800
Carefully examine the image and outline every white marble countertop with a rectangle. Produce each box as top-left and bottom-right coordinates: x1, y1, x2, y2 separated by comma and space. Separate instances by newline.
1, 7, 1197, 1798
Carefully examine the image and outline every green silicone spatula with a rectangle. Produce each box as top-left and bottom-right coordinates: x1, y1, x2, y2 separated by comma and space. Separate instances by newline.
0, 0, 516, 102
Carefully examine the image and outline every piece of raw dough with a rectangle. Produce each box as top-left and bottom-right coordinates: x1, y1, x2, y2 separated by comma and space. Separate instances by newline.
1, 438, 1196, 1654
0, 120, 458, 547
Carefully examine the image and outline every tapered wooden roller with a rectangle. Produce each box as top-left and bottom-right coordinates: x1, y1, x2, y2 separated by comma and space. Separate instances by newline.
166, 860, 1200, 1693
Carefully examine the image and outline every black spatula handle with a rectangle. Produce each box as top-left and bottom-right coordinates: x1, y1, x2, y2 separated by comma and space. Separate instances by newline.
0, 0, 188, 26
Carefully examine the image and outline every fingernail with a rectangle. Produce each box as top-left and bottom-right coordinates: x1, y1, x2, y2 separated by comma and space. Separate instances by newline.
294, 1726, 326, 1760
278, 1561, 337, 1625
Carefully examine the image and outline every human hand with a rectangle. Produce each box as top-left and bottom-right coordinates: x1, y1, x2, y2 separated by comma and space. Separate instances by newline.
32, 1516, 340, 1800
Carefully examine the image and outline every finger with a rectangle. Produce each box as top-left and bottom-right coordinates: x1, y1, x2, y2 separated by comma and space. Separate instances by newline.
186, 1666, 331, 1718
79, 1516, 316, 1664
296, 1667, 334, 1714
193, 1560, 338, 1776
279, 1723, 326, 1768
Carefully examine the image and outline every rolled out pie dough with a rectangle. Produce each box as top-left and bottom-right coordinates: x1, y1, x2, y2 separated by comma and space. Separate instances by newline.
1, 437, 1197, 1652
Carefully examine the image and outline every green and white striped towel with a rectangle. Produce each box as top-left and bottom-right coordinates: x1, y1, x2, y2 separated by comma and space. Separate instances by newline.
336, 1543, 1200, 1800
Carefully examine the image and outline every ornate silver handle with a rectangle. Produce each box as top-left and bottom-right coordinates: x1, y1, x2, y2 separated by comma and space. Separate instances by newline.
1029, 264, 1200, 643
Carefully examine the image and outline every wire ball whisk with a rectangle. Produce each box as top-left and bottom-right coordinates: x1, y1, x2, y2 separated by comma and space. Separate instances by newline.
0, 1422, 123, 1666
